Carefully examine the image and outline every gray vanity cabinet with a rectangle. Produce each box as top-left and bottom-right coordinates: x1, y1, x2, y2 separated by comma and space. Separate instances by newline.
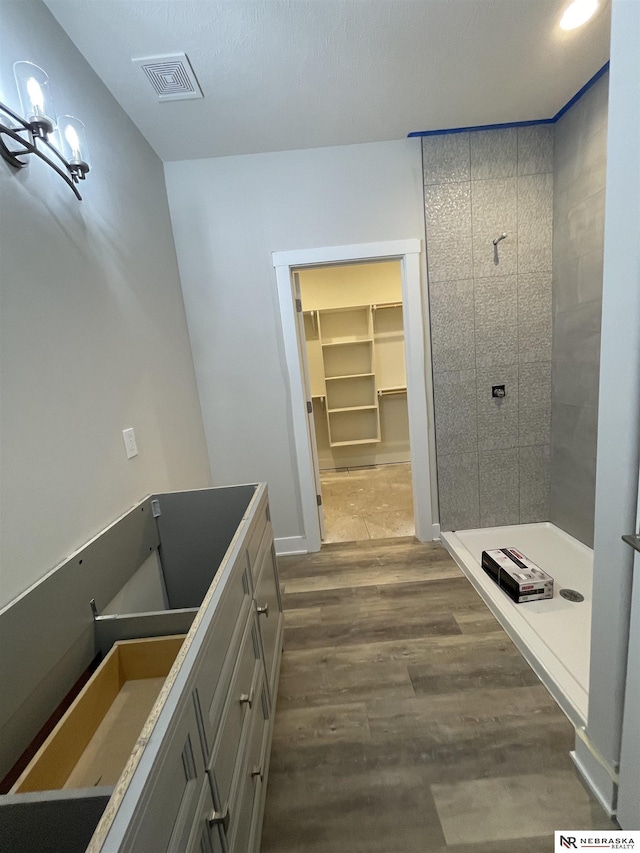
0, 483, 283, 853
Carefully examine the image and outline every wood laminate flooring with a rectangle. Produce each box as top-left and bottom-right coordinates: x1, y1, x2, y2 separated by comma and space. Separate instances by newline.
320, 463, 414, 543
260, 537, 616, 853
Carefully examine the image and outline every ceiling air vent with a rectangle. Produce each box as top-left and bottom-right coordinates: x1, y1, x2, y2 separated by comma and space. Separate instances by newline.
132, 53, 203, 101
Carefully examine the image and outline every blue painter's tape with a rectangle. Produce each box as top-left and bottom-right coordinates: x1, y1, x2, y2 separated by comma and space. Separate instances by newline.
408, 118, 553, 138
407, 61, 610, 138
551, 61, 610, 122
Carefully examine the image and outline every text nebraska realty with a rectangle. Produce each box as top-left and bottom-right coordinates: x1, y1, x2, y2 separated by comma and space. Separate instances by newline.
560, 838, 635, 850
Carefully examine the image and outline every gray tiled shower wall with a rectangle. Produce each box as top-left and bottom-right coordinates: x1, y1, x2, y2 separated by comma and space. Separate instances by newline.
425, 74, 608, 540
424, 127, 554, 531
550, 73, 608, 547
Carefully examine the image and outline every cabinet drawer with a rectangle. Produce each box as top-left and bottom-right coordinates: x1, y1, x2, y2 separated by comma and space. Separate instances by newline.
11, 636, 185, 796
123, 694, 206, 853
208, 615, 261, 811
245, 503, 271, 585
183, 779, 224, 853
193, 554, 252, 757
226, 676, 269, 853
251, 522, 274, 589
254, 545, 283, 698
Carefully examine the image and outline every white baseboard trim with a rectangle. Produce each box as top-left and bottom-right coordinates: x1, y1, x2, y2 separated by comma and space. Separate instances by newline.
274, 536, 309, 556
571, 732, 618, 817
431, 523, 441, 541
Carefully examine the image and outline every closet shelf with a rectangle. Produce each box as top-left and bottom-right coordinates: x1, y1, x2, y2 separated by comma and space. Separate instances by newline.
330, 437, 380, 448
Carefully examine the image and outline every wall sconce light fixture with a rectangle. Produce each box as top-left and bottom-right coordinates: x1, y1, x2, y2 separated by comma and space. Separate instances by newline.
0, 62, 90, 200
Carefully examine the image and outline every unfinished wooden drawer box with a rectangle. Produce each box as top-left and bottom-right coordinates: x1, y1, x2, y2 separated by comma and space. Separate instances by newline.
0, 483, 283, 853
12, 636, 185, 796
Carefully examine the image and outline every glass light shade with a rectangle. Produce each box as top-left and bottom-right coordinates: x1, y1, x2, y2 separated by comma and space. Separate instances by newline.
58, 115, 90, 176
559, 0, 599, 30
13, 61, 56, 135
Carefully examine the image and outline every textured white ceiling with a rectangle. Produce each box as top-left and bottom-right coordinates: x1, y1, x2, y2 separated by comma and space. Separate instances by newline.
43, 0, 611, 162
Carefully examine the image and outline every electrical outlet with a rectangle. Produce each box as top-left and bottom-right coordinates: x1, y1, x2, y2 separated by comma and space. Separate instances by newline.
122, 427, 138, 459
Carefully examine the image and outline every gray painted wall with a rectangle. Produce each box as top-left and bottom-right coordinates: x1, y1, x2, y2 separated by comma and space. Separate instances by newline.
164, 139, 429, 547
550, 72, 609, 547
0, 1, 211, 608
423, 128, 553, 531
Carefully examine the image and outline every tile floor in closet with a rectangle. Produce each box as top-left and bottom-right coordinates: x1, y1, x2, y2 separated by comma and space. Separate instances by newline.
260, 537, 616, 853
320, 462, 414, 542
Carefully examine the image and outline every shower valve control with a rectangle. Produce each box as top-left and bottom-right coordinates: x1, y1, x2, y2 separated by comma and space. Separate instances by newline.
492, 385, 506, 398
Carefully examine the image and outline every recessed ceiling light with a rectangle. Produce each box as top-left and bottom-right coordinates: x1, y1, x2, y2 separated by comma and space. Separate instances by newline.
559, 0, 600, 30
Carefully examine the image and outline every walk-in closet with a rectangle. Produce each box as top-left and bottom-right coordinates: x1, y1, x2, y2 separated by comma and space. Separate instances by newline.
298, 261, 414, 541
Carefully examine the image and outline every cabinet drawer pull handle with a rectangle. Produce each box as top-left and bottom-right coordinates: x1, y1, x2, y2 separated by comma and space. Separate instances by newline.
239, 689, 253, 708
251, 765, 263, 781
208, 803, 230, 832
257, 603, 269, 617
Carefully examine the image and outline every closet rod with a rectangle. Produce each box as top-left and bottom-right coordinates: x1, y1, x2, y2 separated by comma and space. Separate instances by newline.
377, 387, 407, 397
372, 301, 402, 311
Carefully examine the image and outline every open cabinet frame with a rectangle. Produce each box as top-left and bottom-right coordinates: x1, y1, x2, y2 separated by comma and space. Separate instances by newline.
273, 240, 437, 552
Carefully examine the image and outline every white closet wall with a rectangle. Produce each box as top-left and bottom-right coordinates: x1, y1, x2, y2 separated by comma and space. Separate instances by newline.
299, 261, 411, 469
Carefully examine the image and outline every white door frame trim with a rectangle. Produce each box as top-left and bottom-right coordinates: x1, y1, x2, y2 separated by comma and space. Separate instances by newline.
273, 239, 435, 552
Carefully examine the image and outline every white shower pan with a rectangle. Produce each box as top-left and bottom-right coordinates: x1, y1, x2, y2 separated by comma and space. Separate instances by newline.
442, 522, 592, 727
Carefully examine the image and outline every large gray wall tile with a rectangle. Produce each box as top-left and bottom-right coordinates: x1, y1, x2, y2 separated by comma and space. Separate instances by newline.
433, 370, 477, 456
474, 275, 518, 368
518, 173, 553, 273
552, 299, 602, 408
518, 272, 552, 323
556, 190, 606, 263
472, 178, 518, 233
519, 362, 551, 446
476, 365, 519, 451
426, 232, 473, 282
577, 190, 606, 261
552, 258, 580, 313
437, 452, 480, 531
518, 272, 552, 363
518, 126, 553, 176
426, 182, 472, 238
479, 449, 520, 527
425, 182, 473, 281
549, 404, 598, 547
470, 128, 517, 180
582, 125, 608, 196
551, 358, 600, 413
519, 445, 550, 523
429, 279, 475, 373
519, 321, 552, 364
423, 133, 470, 185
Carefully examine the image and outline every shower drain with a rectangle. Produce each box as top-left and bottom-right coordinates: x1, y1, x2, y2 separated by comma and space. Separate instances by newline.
560, 588, 585, 602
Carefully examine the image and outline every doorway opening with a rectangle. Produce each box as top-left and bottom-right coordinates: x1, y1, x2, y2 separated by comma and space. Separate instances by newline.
273, 239, 435, 554
297, 260, 414, 542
